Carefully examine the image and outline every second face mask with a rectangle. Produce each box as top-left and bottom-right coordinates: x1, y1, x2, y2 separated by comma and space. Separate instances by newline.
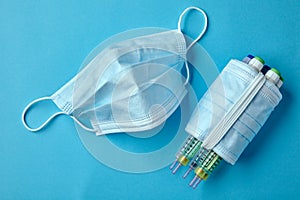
22, 7, 208, 135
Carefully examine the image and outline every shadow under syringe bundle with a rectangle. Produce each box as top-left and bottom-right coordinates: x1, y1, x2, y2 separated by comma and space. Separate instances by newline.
170, 55, 284, 189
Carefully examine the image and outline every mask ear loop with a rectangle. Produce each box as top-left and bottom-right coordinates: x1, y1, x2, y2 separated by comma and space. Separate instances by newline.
177, 6, 208, 85
22, 96, 96, 132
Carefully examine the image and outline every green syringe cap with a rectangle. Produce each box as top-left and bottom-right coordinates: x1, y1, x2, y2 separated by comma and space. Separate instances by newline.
249, 56, 265, 71
254, 56, 265, 64
271, 68, 284, 81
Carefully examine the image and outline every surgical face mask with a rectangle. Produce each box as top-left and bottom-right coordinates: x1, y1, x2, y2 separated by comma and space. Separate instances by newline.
186, 58, 282, 162
22, 7, 208, 135
170, 56, 283, 189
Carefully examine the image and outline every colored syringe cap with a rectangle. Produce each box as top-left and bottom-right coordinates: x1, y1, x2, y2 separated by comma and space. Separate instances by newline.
247, 54, 254, 59
266, 68, 283, 88
271, 68, 284, 81
271, 68, 284, 88
249, 56, 265, 71
261, 65, 271, 75
254, 56, 265, 64
242, 54, 255, 64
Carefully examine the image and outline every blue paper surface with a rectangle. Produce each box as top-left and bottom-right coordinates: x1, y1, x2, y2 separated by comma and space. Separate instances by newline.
0, 0, 299, 199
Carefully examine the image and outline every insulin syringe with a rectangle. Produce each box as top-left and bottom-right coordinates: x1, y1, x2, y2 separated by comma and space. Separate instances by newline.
170, 55, 264, 174
170, 55, 283, 189
170, 135, 202, 174
187, 65, 283, 189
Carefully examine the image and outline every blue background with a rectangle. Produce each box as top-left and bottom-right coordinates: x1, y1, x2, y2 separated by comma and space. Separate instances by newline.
1, 0, 299, 199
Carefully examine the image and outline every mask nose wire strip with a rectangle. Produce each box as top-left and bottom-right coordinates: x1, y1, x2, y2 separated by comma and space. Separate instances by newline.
22, 96, 96, 132
177, 6, 208, 85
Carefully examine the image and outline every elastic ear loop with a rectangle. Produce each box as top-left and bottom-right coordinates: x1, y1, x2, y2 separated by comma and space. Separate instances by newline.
177, 6, 208, 85
22, 96, 96, 132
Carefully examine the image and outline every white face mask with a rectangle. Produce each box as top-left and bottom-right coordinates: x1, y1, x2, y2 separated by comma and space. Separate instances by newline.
22, 7, 208, 135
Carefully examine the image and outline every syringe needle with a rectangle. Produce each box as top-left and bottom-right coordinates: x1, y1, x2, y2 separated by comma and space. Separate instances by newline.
192, 177, 202, 189
171, 163, 182, 174
169, 159, 178, 170
189, 175, 198, 187
183, 167, 193, 179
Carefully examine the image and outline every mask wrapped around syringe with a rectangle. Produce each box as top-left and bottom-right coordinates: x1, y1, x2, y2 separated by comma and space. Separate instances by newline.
186, 58, 282, 165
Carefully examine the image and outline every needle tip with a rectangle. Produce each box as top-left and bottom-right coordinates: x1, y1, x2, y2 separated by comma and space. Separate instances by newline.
183, 167, 192, 179
172, 163, 182, 174
189, 175, 198, 187
169, 160, 178, 170
192, 177, 202, 189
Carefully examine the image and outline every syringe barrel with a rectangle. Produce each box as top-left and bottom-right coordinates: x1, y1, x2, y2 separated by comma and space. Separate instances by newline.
175, 135, 202, 166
